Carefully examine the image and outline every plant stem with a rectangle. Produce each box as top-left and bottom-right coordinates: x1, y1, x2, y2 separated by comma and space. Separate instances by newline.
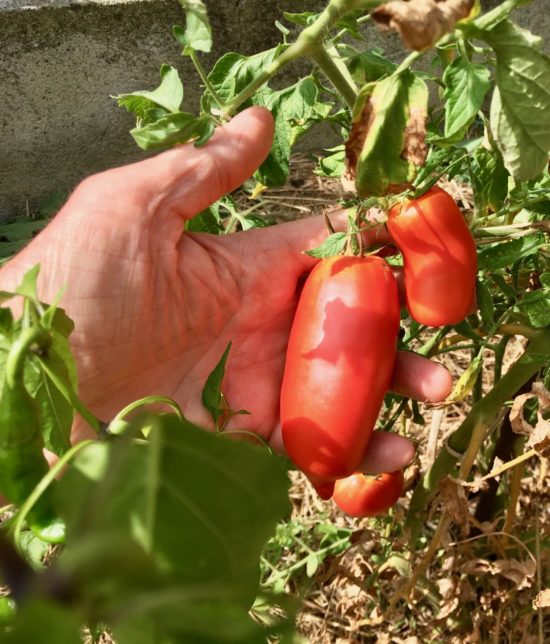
6, 325, 50, 388
190, 51, 226, 113
12, 439, 96, 543
468, 0, 526, 32
393, 50, 422, 75
112, 396, 184, 423
224, 0, 381, 115
311, 45, 358, 110
406, 328, 550, 541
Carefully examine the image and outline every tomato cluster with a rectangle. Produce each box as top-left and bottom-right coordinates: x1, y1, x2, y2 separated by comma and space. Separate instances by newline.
280, 188, 476, 518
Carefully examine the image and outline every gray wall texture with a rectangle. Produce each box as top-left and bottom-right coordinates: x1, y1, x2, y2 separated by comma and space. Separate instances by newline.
0, 0, 548, 218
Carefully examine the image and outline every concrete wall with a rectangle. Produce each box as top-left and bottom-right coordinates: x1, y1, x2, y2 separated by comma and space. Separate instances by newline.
0, 0, 547, 218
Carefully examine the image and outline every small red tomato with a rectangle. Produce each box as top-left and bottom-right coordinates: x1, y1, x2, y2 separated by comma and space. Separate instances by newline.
280, 255, 400, 487
332, 470, 404, 517
387, 187, 477, 327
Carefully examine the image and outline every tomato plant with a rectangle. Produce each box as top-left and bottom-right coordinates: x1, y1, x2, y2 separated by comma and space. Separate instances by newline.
332, 469, 404, 517
280, 256, 400, 495
0, 0, 549, 641
387, 186, 477, 327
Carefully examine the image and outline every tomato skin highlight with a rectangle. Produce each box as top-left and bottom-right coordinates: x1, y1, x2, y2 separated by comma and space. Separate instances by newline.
387, 187, 477, 327
280, 256, 400, 485
332, 470, 404, 517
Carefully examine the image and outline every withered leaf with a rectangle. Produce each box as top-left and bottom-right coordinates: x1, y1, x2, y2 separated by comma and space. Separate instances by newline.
462, 558, 536, 590
533, 588, 550, 609
492, 559, 536, 590
343, 71, 428, 197
372, 0, 475, 51
510, 382, 550, 455
438, 476, 471, 531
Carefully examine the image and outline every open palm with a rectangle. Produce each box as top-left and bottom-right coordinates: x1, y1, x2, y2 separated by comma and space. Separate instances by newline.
0, 107, 451, 472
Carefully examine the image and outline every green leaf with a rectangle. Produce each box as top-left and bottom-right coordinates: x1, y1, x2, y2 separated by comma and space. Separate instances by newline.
346, 49, 397, 86
114, 65, 184, 121
348, 70, 428, 197
203, 47, 283, 112
0, 219, 48, 243
175, 0, 212, 54
202, 342, 232, 425
0, 597, 15, 626
239, 215, 270, 231
469, 145, 509, 214
306, 553, 320, 578
57, 417, 290, 636
483, 20, 550, 181
317, 146, 345, 178
304, 233, 347, 259
255, 77, 323, 187
16, 531, 50, 570
476, 280, 495, 329
28, 331, 76, 456
186, 204, 225, 234
282, 12, 319, 27
477, 233, 545, 271
442, 57, 491, 139
14, 265, 40, 302
0, 600, 81, 643
130, 112, 213, 151
518, 287, 550, 328
0, 309, 13, 338
447, 350, 484, 402
413, 145, 467, 193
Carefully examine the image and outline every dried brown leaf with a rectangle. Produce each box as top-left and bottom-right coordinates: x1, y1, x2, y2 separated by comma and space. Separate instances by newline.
438, 476, 471, 532
461, 558, 493, 576
533, 381, 550, 412
462, 558, 536, 590
527, 414, 550, 455
510, 392, 533, 436
510, 383, 550, 455
533, 588, 550, 608
492, 558, 536, 590
372, 0, 474, 51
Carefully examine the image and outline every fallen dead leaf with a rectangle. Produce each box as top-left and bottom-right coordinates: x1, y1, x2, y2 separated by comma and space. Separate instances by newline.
438, 476, 471, 532
462, 558, 536, 590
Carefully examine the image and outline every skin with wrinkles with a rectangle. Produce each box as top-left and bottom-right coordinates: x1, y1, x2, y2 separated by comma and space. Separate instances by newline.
0, 106, 452, 474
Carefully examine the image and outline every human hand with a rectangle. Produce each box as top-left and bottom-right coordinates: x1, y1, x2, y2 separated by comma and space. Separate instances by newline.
0, 106, 451, 474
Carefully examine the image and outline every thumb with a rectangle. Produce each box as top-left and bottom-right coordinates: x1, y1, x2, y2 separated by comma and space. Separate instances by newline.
134, 106, 275, 220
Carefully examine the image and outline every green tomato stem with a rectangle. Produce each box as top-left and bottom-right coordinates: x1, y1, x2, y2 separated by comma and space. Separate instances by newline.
190, 51, 227, 115
112, 395, 184, 424
5, 326, 50, 388
467, 0, 526, 33
310, 45, 358, 110
393, 50, 422, 76
224, 0, 382, 115
11, 439, 96, 544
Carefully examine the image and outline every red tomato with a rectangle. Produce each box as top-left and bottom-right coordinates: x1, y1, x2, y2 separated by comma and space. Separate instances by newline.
387, 187, 477, 327
332, 470, 404, 517
280, 256, 400, 489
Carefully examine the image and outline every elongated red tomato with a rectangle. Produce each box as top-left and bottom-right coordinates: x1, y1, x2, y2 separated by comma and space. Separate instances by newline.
332, 470, 404, 517
280, 256, 400, 491
387, 187, 477, 327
